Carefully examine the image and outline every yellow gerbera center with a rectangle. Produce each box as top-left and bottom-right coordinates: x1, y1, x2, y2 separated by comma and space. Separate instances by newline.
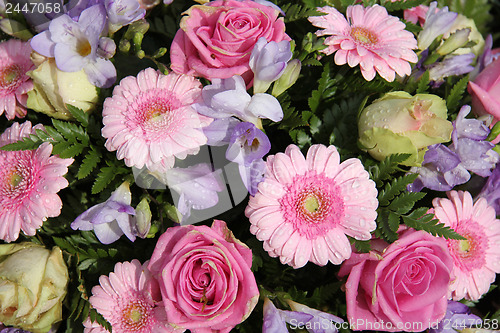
351, 27, 378, 45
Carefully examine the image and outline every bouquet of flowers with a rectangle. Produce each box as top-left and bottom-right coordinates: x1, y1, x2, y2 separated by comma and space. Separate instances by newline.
1, 0, 500, 332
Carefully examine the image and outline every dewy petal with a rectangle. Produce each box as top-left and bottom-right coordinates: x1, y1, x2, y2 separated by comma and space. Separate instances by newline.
54, 43, 85, 72
30, 31, 56, 57
78, 4, 107, 45
226, 122, 271, 166
84, 57, 117, 88
245, 93, 283, 122
93, 220, 124, 244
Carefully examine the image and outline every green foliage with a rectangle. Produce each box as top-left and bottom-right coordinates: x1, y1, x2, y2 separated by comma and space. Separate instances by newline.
378, 174, 419, 206
312, 95, 363, 155
281, 3, 322, 23
77, 147, 102, 180
308, 62, 338, 113
369, 154, 411, 187
446, 75, 470, 113
382, 0, 427, 11
67, 104, 89, 128
416, 71, 430, 94
403, 20, 423, 34
92, 161, 129, 194
402, 208, 466, 239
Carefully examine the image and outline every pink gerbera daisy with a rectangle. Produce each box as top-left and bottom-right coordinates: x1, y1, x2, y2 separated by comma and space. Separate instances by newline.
308, 5, 418, 82
245, 144, 378, 268
83, 317, 108, 333
102, 68, 212, 173
0, 39, 35, 119
89, 259, 171, 333
431, 190, 500, 301
0, 121, 73, 242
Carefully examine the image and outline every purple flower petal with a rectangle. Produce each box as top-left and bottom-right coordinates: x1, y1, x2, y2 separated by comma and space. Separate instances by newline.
453, 105, 490, 141
226, 122, 271, 166
239, 159, 266, 196
30, 31, 56, 57
93, 221, 123, 244
54, 43, 85, 72
203, 117, 239, 146
246, 93, 283, 122
84, 57, 117, 88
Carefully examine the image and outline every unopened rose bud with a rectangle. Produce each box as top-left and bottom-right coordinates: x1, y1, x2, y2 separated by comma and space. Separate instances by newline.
272, 59, 301, 97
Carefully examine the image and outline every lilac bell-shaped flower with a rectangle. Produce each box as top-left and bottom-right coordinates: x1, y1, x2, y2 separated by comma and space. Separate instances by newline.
418, 2, 458, 51
105, 0, 146, 33
30, 4, 117, 88
262, 298, 313, 333
226, 122, 271, 166
193, 75, 283, 126
164, 163, 225, 223
71, 181, 137, 244
287, 300, 343, 333
429, 301, 481, 333
250, 37, 292, 93
477, 163, 500, 215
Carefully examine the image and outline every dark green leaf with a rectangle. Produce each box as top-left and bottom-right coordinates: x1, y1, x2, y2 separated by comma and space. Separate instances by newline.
77, 148, 102, 179
67, 104, 90, 127
446, 75, 470, 113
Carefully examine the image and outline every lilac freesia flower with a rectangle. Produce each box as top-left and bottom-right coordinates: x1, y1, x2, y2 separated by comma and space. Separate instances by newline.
193, 75, 283, 125
239, 158, 266, 196
262, 298, 313, 333
203, 117, 240, 146
226, 122, 271, 166
450, 105, 499, 177
429, 53, 475, 87
164, 163, 225, 223
417, 2, 458, 51
287, 300, 343, 333
408, 144, 470, 192
71, 181, 137, 244
477, 163, 500, 215
429, 301, 481, 333
97, 36, 117, 59
30, 4, 117, 88
0, 327, 32, 333
105, 0, 145, 33
250, 37, 292, 93
409, 105, 499, 191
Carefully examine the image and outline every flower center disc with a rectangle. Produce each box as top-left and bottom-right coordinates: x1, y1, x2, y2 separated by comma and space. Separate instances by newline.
77, 39, 92, 57
119, 300, 152, 332
449, 221, 487, 271
0, 65, 21, 89
350, 26, 378, 45
280, 172, 345, 239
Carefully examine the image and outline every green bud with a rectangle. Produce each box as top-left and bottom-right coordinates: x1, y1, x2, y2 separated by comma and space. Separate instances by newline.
119, 39, 131, 53
136, 50, 146, 59
164, 203, 181, 224
153, 47, 168, 58
124, 19, 150, 39
0, 19, 33, 40
436, 29, 470, 56
133, 32, 144, 52
135, 198, 152, 239
272, 59, 301, 97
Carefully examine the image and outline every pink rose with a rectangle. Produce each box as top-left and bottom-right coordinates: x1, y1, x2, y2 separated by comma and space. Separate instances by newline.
468, 58, 500, 121
170, 0, 289, 85
147, 220, 260, 333
338, 228, 453, 332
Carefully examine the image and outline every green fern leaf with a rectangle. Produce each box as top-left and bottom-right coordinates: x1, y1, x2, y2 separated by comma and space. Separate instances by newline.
376, 209, 399, 243
382, 0, 427, 11
378, 174, 418, 206
370, 154, 411, 186
388, 191, 426, 214
92, 166, 117, 194
77, 148, 102, 179
416, 71, 430, 94
52, 119, 89, 145
308, 62, 337, 113
66, 104, 89, 127
446, 75, 470, 113
0, 136, 42, 151
402, 213, 466, 240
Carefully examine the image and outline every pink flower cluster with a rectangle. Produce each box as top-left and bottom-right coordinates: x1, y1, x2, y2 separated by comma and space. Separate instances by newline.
86, 220, 259, 333
246, 141, 500, 331
339, 191, 500, 331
